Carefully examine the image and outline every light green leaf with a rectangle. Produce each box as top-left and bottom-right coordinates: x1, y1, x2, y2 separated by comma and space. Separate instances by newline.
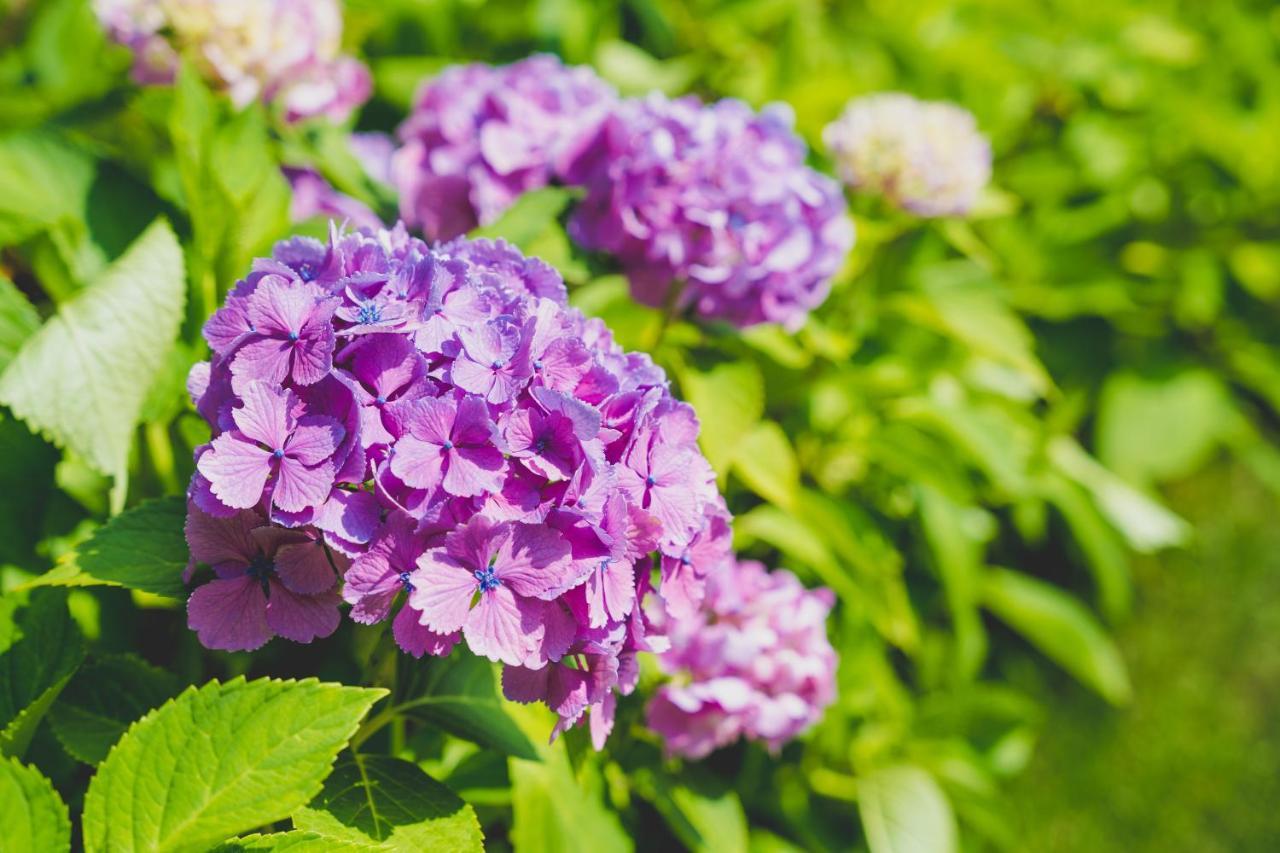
0, 589, 84, 758
732, 420, 800, 509
471, 186, 580, 250
681, 360, 764, 479
0, 130, 95, 246
0, 756, 71, 853
0, 218, 185, 478
293, 753, 483, 852
25, 496, 189, 598
82, 677, 386, 853
858, 765, 958, 853
49, 653, 181, 765
918, 486, 990, 680
644, 771, 748, 853
211, 832, 376, 852
982, 568, 1132, 705
0, 276, 41, 373
397, 654, 538, 760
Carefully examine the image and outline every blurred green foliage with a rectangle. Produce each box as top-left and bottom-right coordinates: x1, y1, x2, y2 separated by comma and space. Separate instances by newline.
0, 0, 1276, 850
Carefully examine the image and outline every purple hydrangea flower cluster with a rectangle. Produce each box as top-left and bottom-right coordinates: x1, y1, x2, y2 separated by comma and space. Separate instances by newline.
823, 93, 992, 217
93, 0, 370, 122
563, 94, 854, 330
184, 222, 732, 745
392, 55, 618, 241
647, 559, 837, 758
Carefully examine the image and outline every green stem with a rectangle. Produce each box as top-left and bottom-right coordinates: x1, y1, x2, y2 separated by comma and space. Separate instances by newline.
145, 421, 179, 494
646, 278, 688, 352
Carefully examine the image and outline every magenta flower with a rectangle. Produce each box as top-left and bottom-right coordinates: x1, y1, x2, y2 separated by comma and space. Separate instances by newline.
503, 652, 619, 747
409, 517, 576, 666
230, 276, 340, 390
197, 382, 343, 514
388, 394, 505, 497
185, 505, 340, 652
450, 319, 531, 404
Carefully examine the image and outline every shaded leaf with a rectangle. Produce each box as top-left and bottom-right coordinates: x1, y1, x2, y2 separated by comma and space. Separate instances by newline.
0, 589, 84, 758
398, 654, 538, 761
49, 653, 181, 765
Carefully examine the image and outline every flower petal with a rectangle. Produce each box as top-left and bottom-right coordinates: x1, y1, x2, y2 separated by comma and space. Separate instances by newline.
187, 576, 270, 652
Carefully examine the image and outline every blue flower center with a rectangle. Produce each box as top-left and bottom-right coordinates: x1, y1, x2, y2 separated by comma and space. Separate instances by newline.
272, 448, 285, 460
288, 331, 300, 342
680, 553, 693, 566
246, 553, 274, 581
297, 263, 316, 282
356, 302, 383, 325
441, 440, 454, 451
597, 558, 611, 574
490, 359, 505, 370
533, 359, 544, 370
645, 475, 657, 487
728, 211, 748, 230
474, 566, 501, 593
534, 435, 550, 453
375, 395, 387, 406
398, 571, 414, 591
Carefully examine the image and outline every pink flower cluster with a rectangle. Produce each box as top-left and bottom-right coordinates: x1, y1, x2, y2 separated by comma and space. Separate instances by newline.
393, 55, 618, 241
183, 223, 732, 745
94, 0, 370, 122
646, 559, 837, 758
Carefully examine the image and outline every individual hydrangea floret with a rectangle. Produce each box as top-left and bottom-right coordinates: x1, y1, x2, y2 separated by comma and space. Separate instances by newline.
563, 94, 854, 330
93, 0, 371, 122
391, 54, 618, 240
647, 558, 838, 758
183, 221, 727, 748
822, 92, 992, 217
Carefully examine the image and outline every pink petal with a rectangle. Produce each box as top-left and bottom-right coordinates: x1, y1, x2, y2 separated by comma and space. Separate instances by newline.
449, 357, 499, 399
403, 395, 457, 445
265, 582, 341, 643
272, 457, 335, 513
187, 576, 271, 652
286, 415, 344, 465
589, 692, 616, 751
389, 435, 446, 490
443, 445, 505, 497
231, 382, 293, 449
273, 540, 336, 595
247, 276, 314, 336
497, 523, 573, 599
408, 552, 478, 633
291, 328, 337, 385
523, 599, 576, 667
451, 395, 497, 447
197, 434, 271, 509
393, 604, 459, 657
230, 337, 293, 391
184, 505, 259, 570
463, 585, 533, 666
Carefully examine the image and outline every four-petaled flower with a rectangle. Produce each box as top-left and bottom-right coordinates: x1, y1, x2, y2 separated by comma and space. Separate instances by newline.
230, 276, 340, 391
388, 394, 505, 497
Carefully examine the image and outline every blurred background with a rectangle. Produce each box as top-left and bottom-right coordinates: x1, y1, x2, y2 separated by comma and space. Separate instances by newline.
3, 0, 1279, 849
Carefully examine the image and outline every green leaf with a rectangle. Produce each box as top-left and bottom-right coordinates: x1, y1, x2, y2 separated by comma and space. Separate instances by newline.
732, 420, 800, 510
0, 275, 41, 373
397, 655, 538, 760
470, 186, 580, 250
0, 414, 60, 569
918, 486, 990, 681
211, 832, 376, 852
0, 589, 84, 758
293, 754, 483, 851
0, 756, 71, 853
0, 218, 185, 478
0, 130, 95, 246
25, 496, 189, 598
982, 568, 1132, 705
680, 359, 764, 480
858, 765, 958, 853
645, 772, 748, 853
82, 677, 386, 853
49, 653, 181, 765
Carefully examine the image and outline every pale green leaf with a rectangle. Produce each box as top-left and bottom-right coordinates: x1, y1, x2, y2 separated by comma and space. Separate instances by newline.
681, 359, 764, 478
0, 218, 185, 477
0, 275, 41, 373
293, 754, 483, 852
858, 765, 957, 853
0, 756, 71, 853
49, 653, 181, 765
470, 186, 579, 250
645, 771, 748, 853
82, 677, 386, 853
982, 568, 1132, 705
0, 130, 94, 246
732, 420, 800, 510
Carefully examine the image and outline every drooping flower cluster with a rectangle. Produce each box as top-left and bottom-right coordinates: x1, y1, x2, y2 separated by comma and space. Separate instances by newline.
564, 94, 854, 330
94, 0, 370, 122
647, 559, 837, 758
823, 93, 991, 217
184, 222, 731, 746
392, 55, 618, 240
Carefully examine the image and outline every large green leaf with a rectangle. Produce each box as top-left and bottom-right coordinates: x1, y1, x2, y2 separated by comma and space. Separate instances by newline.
679, 359, 764, 479
0, 414, 60, 569
0, 756, 71, 853
642, 770, 748, 853
0, 218, 185, 478
0, 589, 84, 758
0, 130, 95, 246
49, 653, 181, 765
396, 654, 538, 760
982, 568, 1132, 705
470, 186, 580, 250
27, 496, 189, 598
732, 420, 800, 510
858, 765, 958, 853
211, 832, 376, 852
0, 275, 41, 373
293, 754, 483, 851
82, 677, 386, 853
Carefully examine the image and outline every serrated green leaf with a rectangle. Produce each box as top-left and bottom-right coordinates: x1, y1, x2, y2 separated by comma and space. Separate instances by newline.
82, 677, 386, 853
211, 831, 376, 852
0, 218, 185, 478
397, 655, 538, 760
0, 756, 71, 852
0, 589, 84, 758
982, 568, 1132, 705
293, 753, 483, 852
49, 653, 181, 765
0, 275, 41, 373
858, 765, 958, 853
25, 496, 188, 598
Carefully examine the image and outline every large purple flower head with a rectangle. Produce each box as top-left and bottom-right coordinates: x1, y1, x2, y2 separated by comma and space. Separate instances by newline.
94, 0, 371, 122
646, 559, 838, 759
184, 222, 726, 747
563, 94, 854, 330
391, 55, 618, 240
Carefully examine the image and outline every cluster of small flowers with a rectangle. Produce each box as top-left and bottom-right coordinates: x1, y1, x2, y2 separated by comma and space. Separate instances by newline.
390, 58, 853, 330
823, 92, 991, 217
183, 222, 733, 746
646, 559, 837, 758
93, 0, 370, 122
393, 55, 618, 241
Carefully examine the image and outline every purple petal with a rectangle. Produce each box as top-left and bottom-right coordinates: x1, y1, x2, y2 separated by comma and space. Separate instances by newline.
187, 576, 271, 652
247, 275, 315, 337
442, 445, 505, 497
393, 604, 460, 657
408, 552, 478, 633
463, 585, 532, 666
231, 382, 295, 449
265, 582, 341, 643
286, 416, 344, 465
273, 540, 336, 595
496, 523, 573, 599
197, 433, 272, 509
230, 337, 293, 390
184, 505, 260, 572
389, 435, 447, 491
273, 457, 336, 513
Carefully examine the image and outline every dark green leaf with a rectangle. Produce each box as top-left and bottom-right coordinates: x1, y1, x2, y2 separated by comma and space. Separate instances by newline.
0, 589, 84, 758
398, 655, 538, 761
49, 653, 182, 764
